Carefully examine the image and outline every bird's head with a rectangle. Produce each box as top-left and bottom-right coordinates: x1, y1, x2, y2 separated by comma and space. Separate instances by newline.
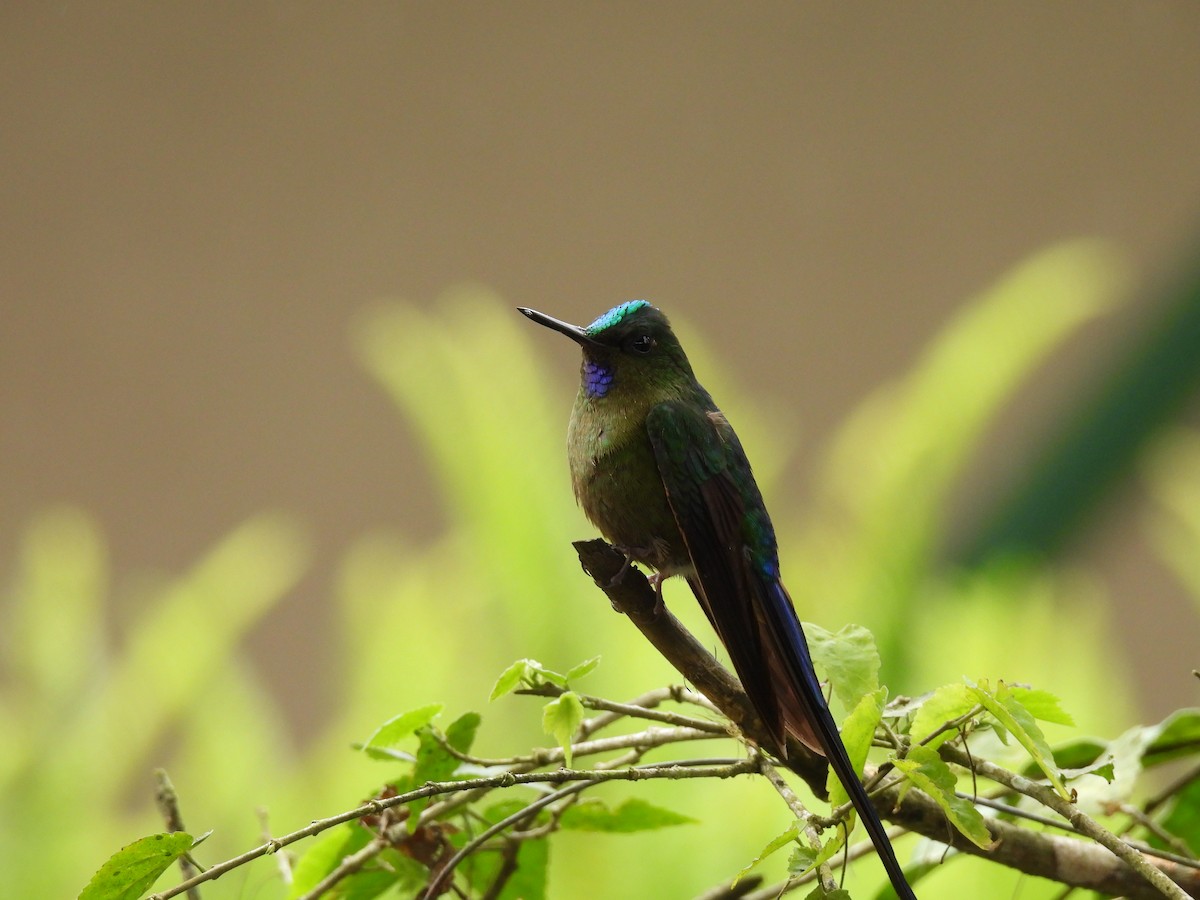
519, 301, 696, 399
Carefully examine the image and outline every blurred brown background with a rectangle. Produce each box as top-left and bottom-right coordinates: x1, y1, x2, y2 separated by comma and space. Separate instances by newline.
3, 4, 1199, 738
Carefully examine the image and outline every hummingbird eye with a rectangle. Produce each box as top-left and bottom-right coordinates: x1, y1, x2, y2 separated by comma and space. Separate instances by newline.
629, 333, 655, 355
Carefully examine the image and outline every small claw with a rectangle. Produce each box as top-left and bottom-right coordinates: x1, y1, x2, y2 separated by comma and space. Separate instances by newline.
646, 572, 666, 620
605, 553, 636, 589
603, 550, 637, 612
604, 546, 667, 618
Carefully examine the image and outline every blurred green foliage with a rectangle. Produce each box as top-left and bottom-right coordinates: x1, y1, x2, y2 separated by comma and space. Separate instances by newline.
4, 241, 1198, 898
961, 237, 1200, 563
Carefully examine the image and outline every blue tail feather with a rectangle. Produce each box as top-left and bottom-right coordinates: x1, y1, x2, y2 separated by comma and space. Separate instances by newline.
760, 579, 917, 900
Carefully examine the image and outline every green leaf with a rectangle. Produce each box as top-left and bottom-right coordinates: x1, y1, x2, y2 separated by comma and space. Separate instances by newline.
565, 655, 601, 682
482, 798, 537, 826
542, 691, 584, 766
461, 801, 549, 900
893, 744, 992, 849
289, 823, 372, 897
490, 659, 531, 701
467, 832, 548, 900
733, 821, 800, 885
803, 886, 851, 900
559, 797, 696, 832
789, 843, 817, 873
406, 725, 470, 829
805, 623, 880, 711
489, 659, 571, 701
1007, 686, 1075, 726
1047, 736, 1111, 771
1070, 721, 1161, 809
1036, 730, 1115, 785
413, 727, 461, 784
968, 679, 1068, 798
1060, 750, 1117, 784
361, 704, 443, 753
1144, 709, 1200, 766
527, 661, 569, 688
787, 829, 847, 879
827, 687, 886, 814
445, 712, 481, 755
500, 837, 548, 900
290, 824, 421, 900
1159, 775, 1200, 855
909, 683, 977, 749
79, 832, 194, 900
331, 870, 405, 900
1067, 710, 1200, 812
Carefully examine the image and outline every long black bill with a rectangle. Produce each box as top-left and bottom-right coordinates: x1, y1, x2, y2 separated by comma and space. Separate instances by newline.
517, 307, 598, 347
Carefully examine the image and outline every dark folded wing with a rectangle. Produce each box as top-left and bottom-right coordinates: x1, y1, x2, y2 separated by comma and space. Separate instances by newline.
646, 402, 917, 898
646, 400, 789, 746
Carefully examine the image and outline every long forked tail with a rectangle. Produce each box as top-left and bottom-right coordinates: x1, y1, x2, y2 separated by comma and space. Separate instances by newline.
758, 580, 918, 900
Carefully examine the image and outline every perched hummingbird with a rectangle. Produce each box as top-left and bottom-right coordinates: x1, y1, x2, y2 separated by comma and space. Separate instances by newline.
520, 301, 916, 899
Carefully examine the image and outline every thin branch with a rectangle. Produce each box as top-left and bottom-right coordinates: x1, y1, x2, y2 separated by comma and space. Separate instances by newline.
758, 756, 839, 894
963, 794, 1200, 872
147, 758, 757, 900
419, 758, 757, 898
257, 807, 292, 887
431, 722, 717, 772
573, 685, 701, 739
420, 778, 598, 898
153, 770, 202, 900
432, 685, 725, 768
1114, 804, 1197, 862
915, 705, 985, 749
940, 744, 1193, 899
519, 683, 730, 735
573, 539, 829, 793
1144, 762, 1200, 815
411, 726, 720, 830
1104, 762, 1200, 868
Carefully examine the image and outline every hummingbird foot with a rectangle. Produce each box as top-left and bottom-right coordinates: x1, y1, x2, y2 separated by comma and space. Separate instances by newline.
608, 543, 659, 583
645, 572, 666, 620
599, 548, 640, 612
605, 549, 638, 589
604, 545, 669, 618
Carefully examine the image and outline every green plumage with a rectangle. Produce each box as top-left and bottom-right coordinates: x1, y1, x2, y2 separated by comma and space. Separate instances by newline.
520, 302, 917, 900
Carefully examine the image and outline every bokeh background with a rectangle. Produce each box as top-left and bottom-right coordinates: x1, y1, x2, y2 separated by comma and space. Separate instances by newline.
4, 5, 1200, 899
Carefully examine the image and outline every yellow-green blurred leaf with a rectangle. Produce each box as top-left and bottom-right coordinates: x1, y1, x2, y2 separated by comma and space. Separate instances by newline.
807, 623, 880, 711
542, 691, 584, 766
78, 831, 193, 900
827, 687, 886, 814
909, 683, 977, 749
10, 507, 105, 710
362, 704, 444, 752
1007, 686, 1074, 727
734, 821, 800, 885
893, 745, 992, 849
560, 797, 696, 832
968, 679, 1068, 798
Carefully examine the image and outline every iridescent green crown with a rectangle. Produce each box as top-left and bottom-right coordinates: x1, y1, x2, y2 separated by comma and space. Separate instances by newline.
585, 300, 651, 336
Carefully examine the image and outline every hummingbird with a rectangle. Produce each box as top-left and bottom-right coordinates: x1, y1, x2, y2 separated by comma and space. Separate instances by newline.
520, 301, 916, 899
